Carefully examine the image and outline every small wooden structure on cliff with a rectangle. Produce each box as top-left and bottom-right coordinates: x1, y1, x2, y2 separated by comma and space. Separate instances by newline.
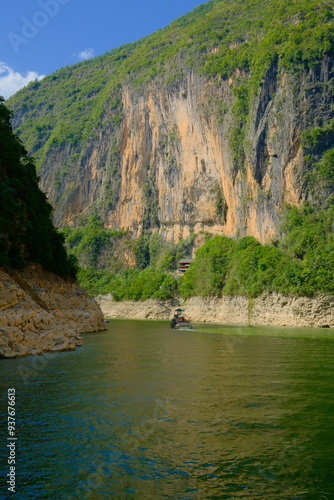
178, 259, 194, 273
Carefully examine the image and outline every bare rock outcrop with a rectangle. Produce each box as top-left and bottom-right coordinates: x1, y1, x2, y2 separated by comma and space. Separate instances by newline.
183, 294, 334, 328
27, 59, 334, 245
0, 265, 106, 359
97, 294, 334, 329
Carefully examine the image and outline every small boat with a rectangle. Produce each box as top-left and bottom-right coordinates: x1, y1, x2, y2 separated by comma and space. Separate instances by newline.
173, 320, 193, 330
170, 309, 193, 330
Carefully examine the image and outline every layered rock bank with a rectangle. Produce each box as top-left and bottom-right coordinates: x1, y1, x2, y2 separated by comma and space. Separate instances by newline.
97, 294, 334, 329
0, 265, 106, 359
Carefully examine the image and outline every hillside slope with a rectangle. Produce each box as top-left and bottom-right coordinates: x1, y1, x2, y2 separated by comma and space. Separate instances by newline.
0, 99, 106, 358
8, 0, 334, 242
0, 97, 75, 275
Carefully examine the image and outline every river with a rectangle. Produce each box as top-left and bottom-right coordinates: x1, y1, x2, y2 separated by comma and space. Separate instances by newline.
1, 320, 334, 499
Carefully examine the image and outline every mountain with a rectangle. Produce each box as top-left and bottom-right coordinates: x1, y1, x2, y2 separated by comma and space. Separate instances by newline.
7, 0, 334, 243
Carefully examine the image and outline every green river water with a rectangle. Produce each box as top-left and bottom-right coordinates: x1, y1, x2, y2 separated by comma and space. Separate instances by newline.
1, 319, 334, 499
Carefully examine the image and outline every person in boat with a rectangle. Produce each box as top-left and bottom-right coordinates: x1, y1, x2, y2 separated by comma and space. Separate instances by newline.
170, 315, 178, 329
176, 309, 185, 321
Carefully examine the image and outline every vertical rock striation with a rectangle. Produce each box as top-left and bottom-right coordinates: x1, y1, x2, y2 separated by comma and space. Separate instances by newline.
18, 60, 333, 244
7, 0, 334, 243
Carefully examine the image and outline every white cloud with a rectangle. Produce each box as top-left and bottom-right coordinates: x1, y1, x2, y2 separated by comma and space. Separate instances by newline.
78, 48, 95, 61
0, 62, 45, 100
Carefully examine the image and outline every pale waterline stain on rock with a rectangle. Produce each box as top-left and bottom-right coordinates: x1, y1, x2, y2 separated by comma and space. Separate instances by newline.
97, 294, 334, 329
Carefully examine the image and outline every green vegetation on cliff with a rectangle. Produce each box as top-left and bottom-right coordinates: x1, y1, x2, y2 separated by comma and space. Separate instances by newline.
0, 98, 76, 278
63, 202, 334, 299
8, 0, 334, 167
180, 204, 334, 299
63, 217, 195, 298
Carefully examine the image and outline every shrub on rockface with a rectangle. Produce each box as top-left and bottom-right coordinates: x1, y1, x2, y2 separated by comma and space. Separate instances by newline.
180, 236, 236, 299
179, 207, 334, 299
72, 203, 334, 300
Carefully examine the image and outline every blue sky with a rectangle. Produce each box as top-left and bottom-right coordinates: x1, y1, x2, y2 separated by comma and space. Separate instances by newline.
0, 0, 207, 99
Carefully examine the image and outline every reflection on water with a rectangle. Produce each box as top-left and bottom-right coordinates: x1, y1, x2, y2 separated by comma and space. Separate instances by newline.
1, 320, 334, 499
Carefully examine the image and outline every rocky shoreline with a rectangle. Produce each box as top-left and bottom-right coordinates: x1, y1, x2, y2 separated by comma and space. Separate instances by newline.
0, 265, 106, 359
97, 293, 334, 329
2, 277, 332, 359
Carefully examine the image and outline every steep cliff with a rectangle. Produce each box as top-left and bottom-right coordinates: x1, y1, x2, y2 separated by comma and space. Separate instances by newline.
8, 0, 334, 243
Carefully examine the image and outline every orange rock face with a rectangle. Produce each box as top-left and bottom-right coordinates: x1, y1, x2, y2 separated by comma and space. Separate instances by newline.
35, 63, 332, 243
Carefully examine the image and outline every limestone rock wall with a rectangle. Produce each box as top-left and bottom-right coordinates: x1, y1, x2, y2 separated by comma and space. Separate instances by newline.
97, 293, 334, 329
32, 60, 334, 244
0, 265, 106, 359
183, 294, 334, 328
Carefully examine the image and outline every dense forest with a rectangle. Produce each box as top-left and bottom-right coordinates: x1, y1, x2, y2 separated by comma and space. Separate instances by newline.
0, 98, 76, 278
64, 200, 334, 300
